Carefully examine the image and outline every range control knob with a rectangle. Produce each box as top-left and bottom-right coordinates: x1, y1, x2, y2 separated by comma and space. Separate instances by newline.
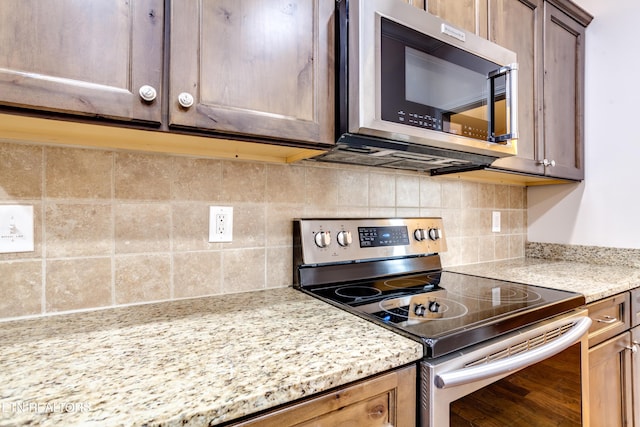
428, 228, 442, 241
314, 231, 331, 248
414, 228, 427, 241
337, 230, 353, 247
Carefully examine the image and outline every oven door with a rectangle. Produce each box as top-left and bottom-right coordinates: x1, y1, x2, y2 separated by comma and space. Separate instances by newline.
420, 309, 591, 427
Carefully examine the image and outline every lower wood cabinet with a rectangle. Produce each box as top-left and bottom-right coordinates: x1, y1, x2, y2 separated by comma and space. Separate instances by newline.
229, 364, 416, 427
587, 292, 634, 427
589, 332, 633, 427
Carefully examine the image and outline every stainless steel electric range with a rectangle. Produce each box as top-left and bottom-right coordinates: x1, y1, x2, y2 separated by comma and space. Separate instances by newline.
293, 218, 591, 427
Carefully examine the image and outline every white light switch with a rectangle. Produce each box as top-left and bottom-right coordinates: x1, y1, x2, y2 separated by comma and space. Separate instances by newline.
492, 211, 501, 233
0, 205, 35, 253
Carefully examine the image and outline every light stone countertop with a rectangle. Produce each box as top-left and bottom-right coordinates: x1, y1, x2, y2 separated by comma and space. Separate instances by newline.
0, 288, 423, 427
446, 258, 640, 303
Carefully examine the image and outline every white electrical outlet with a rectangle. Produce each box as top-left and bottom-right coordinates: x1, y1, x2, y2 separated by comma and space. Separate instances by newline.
0, 205, 35, 253
209, 206, 233, 242
492, 211, 501, 233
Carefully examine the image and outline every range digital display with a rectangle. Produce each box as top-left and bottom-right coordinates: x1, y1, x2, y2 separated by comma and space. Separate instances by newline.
358, 226, 410, 247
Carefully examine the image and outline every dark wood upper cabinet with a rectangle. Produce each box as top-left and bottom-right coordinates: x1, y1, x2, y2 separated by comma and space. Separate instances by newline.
168, 0, 335, 145
0, 0, 164, 123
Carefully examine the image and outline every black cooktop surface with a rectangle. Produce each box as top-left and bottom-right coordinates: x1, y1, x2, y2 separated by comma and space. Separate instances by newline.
304, 271, 585, 358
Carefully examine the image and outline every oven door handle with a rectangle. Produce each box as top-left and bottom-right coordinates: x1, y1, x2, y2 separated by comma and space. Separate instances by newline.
434, 316, 592, 389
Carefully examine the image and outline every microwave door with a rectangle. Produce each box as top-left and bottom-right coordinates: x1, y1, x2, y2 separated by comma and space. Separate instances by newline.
488, 64, 519, 143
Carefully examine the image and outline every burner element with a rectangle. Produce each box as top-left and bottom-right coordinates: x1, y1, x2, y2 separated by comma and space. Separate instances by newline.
335, 286, 382, 300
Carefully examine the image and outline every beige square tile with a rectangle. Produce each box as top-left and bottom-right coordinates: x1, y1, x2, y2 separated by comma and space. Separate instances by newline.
45, 147, 112, 199
0, 143, 42, 200
115, 254, 170, 304
509, 210, 525, 234
495, 185, 510, 209
477, 183, 495, 209
509, 234, 525, 258
45, 203, 112, 257
478, 236, 496, 262
369, 207, 397, 217
441, 180, 461, 209
510, 186, 526, 209
478, 210, 493, 236
396, 175, 420, 208
440, 236, 462, 267
441, 210, 462, 238
266, 164, 305, 203
227, 203, 265, 248
420, 177, 442, 208
460, 209, 480, 237
495, 235, 510, 260
461, 181, 479, 209
115, 203, 171, 253
172, 157, 222, 201
459, 237, 480, 264
221, 160, 266, 202
46, 258, 111, 312
172, 203, 218, 252
396, 207, 420, 217
266, 246, 292, 288
115, 152, 172, 200
337, 169, 368, 206
173, 252, 222, 298
369, 172, 395, 207
0, 203, 43, 261
0, 260, 42, 318
222, 248, 265, 293
305, 165, 338, 207
266, 203, 303, 247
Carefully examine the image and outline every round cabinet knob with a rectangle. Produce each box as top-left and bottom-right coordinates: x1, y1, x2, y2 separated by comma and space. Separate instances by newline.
414, 229, 427, 241
539, 159, 556, 167
314, 231, 331, 248
428, 228, 442, 241
178, 92, 194, 108
138, 85, 157, 102
337, 231, 353, 247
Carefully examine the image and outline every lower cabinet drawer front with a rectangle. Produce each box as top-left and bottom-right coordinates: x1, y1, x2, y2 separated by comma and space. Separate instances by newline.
587, 293, 630, 347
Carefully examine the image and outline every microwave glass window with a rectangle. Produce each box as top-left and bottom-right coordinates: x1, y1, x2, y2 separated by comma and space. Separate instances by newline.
380, 17, 508, 142
405, 46, 487, 117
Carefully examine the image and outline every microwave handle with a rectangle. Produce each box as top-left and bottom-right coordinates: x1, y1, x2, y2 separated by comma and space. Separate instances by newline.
488, 63, 518, 144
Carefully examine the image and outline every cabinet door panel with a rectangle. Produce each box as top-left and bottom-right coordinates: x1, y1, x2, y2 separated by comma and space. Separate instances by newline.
589, 332, 633, 427
543, 3, 585, 180
488, 0, 544, 175
427, 0, 488, 37
0, 0, 163, 122
169, 0, 334, 145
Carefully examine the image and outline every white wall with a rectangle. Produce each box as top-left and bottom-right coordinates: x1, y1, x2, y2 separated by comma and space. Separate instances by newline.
527, 0, 640, 249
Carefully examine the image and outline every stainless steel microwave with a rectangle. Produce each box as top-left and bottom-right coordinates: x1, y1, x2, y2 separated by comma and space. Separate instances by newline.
316, 0, 519, 174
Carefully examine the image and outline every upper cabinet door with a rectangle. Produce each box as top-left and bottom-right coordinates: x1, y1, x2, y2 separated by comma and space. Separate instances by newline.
542, 2, 586, 180
0, 0, 164, 123
169, 0, 335, 146
488, 0, 545, 175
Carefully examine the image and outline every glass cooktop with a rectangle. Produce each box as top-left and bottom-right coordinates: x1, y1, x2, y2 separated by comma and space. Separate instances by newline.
304, 271, 585, 358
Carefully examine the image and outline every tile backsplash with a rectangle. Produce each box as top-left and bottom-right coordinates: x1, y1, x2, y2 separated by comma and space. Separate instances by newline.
0, 141, 526, 320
